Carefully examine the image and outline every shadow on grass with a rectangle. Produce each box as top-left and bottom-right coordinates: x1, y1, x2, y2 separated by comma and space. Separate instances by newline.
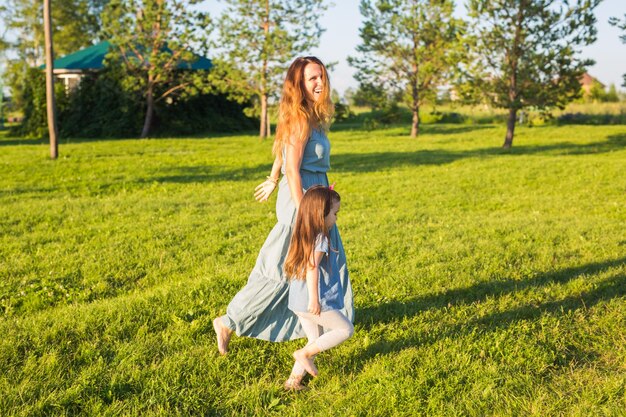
332, 133, 626, 173
0, 130, 260, 146
330, 122, 494, 136
0, 137, 48, 146
353, 257, 626, 367
138, 164, 270, 185
0, 163, 272, 198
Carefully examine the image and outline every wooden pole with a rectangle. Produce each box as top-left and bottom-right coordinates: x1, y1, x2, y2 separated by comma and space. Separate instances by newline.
44, 0, 59, 159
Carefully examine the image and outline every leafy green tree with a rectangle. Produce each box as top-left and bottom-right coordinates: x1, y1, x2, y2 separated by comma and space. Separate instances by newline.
1, 0, 107, 115
350, 83, 389, 109
1, 0, 107, 65
101, 0, 211, 138
588, 79, 604, 102
463, 0, 600, 148
609, 14, 626, 88
349, 0, 464, 137
213, 0, 330, 139
605, 84, 620, 102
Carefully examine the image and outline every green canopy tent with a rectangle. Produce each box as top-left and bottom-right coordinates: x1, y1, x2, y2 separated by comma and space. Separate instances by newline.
42, 40, 213, 91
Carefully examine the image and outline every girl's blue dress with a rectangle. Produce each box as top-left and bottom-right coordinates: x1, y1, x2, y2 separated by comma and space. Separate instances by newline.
223, 129, 353, 341
288, 234, 345, 313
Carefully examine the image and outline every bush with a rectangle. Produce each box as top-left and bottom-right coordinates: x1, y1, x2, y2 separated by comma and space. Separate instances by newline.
59, 72, 144, 138
555, 112, 626, 125
333, 102, 354, 123
10, 68, 68, 138
362, 117, 380, 131
12, 69, 256, 138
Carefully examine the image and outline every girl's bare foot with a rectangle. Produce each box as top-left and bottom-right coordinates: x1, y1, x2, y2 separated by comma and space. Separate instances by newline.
293, 349, 318, 377
213, 317, 232, 355
283, 373, 306, 391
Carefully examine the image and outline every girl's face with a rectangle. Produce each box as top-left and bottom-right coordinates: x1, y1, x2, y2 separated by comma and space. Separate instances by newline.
324, 200, 340, 230
303, 63, 323, 103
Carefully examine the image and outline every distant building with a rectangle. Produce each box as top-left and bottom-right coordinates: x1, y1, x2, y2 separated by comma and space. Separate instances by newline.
41, 41, 213, 92
579, 73, 604, 95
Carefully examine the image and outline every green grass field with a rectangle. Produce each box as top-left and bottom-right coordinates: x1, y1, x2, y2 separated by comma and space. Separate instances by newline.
1, 123, 625, 416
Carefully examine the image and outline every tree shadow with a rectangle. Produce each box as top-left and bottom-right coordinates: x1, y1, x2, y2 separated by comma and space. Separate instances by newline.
357, 257, 626, 329
351, 257, 626, 370
332, 133, 626, 173
418, 124, 494, 136
138, 164, 269, 185
0, 163, 271, 198
0, 137, 48, 146
0, 130, 260, 146
330, 123, 493, 136
507, 132, 626, 156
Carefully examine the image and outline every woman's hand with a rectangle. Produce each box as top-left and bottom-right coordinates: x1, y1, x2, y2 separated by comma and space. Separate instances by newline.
254, 179, 277, 202
307, 298, 321, 315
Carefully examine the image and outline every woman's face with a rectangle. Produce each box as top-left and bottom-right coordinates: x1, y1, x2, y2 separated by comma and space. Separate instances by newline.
303, 63, 324, 103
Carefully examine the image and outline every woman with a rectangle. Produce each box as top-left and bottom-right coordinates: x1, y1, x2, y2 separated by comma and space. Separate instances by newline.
213, 56, 353, 355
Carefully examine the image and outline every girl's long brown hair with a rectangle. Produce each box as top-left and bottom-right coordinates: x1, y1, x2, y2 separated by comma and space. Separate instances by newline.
284, 186, 340, 280
272, 57, 335, 159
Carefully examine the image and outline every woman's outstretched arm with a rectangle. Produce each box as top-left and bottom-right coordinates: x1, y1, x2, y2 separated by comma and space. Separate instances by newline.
254, 155, 281, 202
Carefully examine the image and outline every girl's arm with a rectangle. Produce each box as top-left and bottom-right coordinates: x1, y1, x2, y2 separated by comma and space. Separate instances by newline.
306, 250, 325, 315
254, 155, 281, 202
284, 138, 306, 210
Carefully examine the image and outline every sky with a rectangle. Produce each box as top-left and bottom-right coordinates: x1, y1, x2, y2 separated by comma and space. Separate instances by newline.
202, 0, 626, 95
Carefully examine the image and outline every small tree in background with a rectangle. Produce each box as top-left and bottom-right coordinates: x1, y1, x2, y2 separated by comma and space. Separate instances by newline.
212, 0, 330, 139
102, 0, 211, 138
609, 14, 626, 88
349, 0, 464, 138
462, 0, 600, 148
349, 83, 390, 110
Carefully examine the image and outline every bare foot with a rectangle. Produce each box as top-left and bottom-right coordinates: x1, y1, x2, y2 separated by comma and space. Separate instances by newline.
293, 350, 318, 377
283, 373, 307, 391
213, 317, 232, 355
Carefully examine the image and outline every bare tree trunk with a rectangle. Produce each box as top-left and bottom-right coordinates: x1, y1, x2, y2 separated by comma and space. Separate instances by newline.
503, 1, 524, 149
259, 0, 270, 139
504, 108, 516, 148
44, 0, 58, 159
410, 36, 419, 138
410, 63, 419, 138
260, 91, 267, 139
141, 84, 154, 138
266, 105, 271, 137
411, 108, 419, 138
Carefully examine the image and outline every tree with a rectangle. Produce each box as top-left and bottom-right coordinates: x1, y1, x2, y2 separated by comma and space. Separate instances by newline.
101, 0, 212, 138
463, 0, 600, 148
349, 0, 464, 138
1, 0, 107, 66
350, 83, 389, 109
213, 0, 330, 139
43, 0, 58, 158
1, 0, 108, 118
609, 14, 626, 88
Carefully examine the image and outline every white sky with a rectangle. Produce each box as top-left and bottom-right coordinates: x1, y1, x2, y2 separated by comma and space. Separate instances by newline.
202, 0, 626, 94
0, 0, 624, 94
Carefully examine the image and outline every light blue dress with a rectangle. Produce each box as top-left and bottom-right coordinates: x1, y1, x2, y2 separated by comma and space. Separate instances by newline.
223, 129, 354, 341
288, 234, 345, 313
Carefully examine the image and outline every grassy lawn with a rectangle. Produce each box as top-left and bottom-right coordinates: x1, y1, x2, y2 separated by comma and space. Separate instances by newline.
0, 123, 625, 416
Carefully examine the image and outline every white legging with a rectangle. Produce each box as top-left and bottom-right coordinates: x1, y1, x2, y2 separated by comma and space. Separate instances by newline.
291, 309, 354, 376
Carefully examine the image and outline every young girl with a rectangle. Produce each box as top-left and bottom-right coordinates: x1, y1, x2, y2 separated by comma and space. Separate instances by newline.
283, 185, 354, 390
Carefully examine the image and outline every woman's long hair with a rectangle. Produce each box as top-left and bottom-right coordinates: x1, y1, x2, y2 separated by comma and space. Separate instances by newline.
284, 186, 340, 280
272, 57, 335, 159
